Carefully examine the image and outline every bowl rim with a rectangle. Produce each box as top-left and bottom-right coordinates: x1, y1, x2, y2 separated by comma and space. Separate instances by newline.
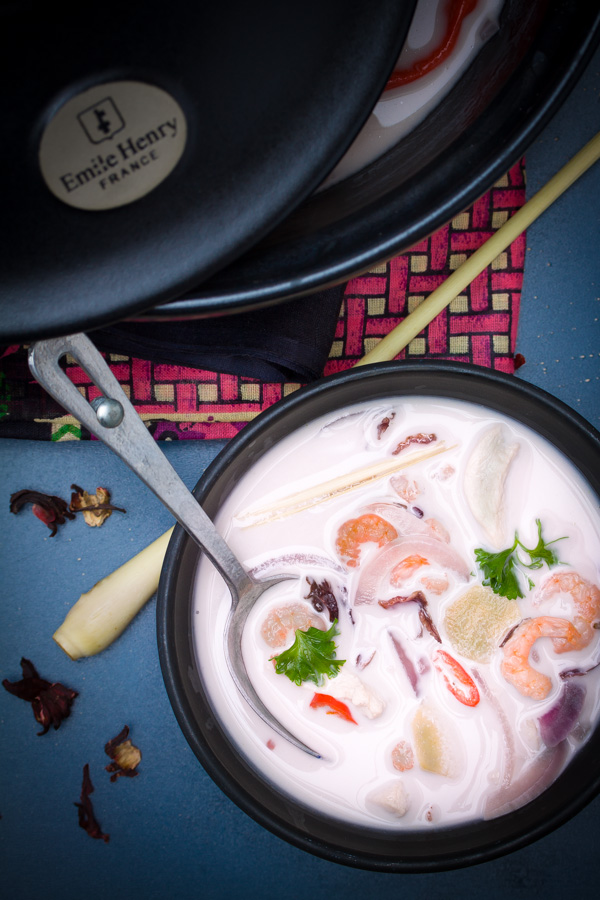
156, 361, 600, 872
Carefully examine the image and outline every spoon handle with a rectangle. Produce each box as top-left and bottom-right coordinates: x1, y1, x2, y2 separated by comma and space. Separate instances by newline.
28, 333, 253, 601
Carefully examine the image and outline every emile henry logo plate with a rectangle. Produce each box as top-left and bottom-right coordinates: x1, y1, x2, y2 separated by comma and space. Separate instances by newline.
39, 81, 187, 210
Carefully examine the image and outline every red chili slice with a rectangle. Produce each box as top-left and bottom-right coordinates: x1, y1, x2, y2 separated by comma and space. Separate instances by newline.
432, 649, 480, 707
385, 0, 478, 90
309, 692, 358, 724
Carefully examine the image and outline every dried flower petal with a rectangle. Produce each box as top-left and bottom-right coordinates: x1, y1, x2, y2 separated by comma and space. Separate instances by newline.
105, 725, 141, 781
9, 489, 75, 536
379, 592, 441, 642
377, 414, 395, 439
69, 484, 126, 527
392, 433, 437, 456
2, 657, 78, 734
75, 764, 109, 842
305, 577, 339, 622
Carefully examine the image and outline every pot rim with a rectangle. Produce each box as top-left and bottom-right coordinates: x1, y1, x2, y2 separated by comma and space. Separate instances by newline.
147, 5, 600, 320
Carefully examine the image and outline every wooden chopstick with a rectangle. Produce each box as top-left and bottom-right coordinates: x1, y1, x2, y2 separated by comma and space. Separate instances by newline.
354, 130, 600, 367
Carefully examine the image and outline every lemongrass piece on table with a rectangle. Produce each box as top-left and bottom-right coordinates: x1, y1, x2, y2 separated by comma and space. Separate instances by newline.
355, 130, 600, 366
53, 527, 174, 659
235, 442, 453, 527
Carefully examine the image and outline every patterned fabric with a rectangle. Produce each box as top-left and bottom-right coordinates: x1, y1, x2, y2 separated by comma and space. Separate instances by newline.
0, 160, 525, 442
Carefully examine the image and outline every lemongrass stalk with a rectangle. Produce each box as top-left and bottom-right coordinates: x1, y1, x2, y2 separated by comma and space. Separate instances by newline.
236, 442, 452, 526
355, 131, 600, 366
53, 528, 174, 659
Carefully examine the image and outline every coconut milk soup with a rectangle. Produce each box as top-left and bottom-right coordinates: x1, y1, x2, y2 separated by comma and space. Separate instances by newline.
193, 398, 600, 829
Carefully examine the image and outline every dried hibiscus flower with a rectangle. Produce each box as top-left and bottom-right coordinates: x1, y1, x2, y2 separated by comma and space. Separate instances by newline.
104, 725, 141, 781
377, 414, 395, 439
75, 764, 109, 843
379, 591, 441, 643
2, 657, 78, 734
305, 577, 339, 622
9, 489, 75, 536
69, 484, 126, 527
392, 433, 437, 456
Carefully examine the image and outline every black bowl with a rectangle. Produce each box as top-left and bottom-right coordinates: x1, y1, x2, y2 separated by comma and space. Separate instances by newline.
156, 361, 600, 872
149, 0, 600, 319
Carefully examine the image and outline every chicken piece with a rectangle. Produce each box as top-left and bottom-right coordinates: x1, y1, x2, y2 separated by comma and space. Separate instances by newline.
369, 780, 410, 817
329, 670, 385, 719
463, 425, 519, 547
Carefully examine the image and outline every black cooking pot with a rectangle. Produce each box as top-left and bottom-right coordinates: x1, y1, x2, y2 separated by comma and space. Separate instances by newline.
149, 0, 600, 319
156, 361, 600, 872
0, 0, 415, 343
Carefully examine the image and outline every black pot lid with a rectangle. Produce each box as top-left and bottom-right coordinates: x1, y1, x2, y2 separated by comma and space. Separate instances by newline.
0, 1, 415, 343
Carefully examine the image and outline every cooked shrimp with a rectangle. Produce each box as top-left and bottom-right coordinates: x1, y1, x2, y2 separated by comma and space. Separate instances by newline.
538, 571, 600, 647
260, 603, 325, 648
390, 473, 421, 503
420, 575, 449, 595
392, 740, 414, 771
424, 518, 450, 543
335, 513, 397, 568
501, 616, 588, 700
391, 554, 429, 583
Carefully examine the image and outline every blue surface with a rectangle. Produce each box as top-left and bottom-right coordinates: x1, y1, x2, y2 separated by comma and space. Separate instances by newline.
1, 45, 600, 900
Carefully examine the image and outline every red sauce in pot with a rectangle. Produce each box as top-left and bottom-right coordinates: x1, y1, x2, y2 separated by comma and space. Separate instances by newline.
385, 0, 478, 90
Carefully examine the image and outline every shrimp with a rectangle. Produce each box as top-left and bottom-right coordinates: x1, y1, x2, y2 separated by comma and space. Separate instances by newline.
537, 571, 600, 648
501, 616, 588, 700
420, 575, 449, 595
260, 603, 325, 649
390, 473, 421, 503
335, 513, 397, 568
424, 518, 450, 543
391, 554, 429, 583
391, 740, 414, 771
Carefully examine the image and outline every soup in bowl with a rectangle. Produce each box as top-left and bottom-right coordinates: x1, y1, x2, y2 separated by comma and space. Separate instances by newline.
157, 363, 600, 871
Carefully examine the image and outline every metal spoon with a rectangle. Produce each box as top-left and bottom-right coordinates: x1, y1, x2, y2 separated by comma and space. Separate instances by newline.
28, 332, 319, 758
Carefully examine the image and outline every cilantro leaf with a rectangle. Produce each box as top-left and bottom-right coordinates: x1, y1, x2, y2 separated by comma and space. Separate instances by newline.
519, 518, 565, 569
271, 620, 345, 686
475, 519, 566, 599
475, 542, 524, 599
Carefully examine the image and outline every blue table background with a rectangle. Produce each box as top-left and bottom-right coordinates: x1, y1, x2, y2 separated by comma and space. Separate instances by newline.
1, 45, 599, 900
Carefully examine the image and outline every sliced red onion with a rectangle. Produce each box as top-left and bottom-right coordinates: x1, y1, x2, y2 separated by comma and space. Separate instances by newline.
389, 631, 419, 695
356, 535, 470, 604
484, 742, 568, 819
250, 551, 345, 578
473, 670, 515, 788
560, 658, 600, 680
538, 681, 586, 748
356, 649, 376, 670
365, 502, 428, 537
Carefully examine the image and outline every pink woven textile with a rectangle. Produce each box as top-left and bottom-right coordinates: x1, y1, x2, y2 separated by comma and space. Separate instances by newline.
0, 161, 525, 442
